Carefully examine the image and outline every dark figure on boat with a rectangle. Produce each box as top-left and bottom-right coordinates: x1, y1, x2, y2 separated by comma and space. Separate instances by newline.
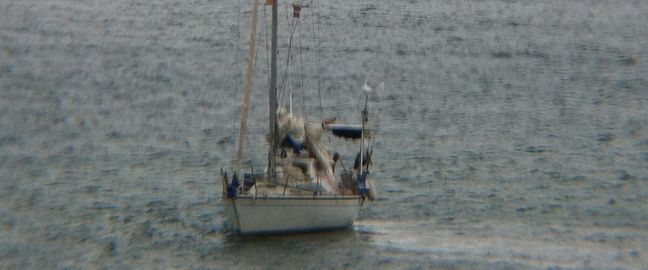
332, 152, 340, 173
353, 150, 372, 171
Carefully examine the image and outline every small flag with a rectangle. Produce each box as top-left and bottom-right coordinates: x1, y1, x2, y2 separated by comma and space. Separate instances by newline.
292, 4, 301, 18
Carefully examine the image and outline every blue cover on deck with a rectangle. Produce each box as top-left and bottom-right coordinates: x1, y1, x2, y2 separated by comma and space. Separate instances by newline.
281, 135, 303, 153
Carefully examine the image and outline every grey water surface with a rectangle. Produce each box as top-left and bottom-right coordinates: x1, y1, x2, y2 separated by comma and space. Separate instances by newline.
1, 0, 647, 269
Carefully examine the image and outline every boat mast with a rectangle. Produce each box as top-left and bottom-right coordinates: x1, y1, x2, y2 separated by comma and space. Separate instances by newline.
268, 0, 278, 180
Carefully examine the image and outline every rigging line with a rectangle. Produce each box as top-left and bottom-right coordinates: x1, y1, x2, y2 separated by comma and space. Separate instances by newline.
297, 0, 306, 92
232, 0, 243, 164
294, 52, 309, 134
278, 17, 297, 105
292, 2, 309, 133
297, 10, 308, 125
253, 9, 264, 76
279, 0, 307, 107
277, 17, 299, 107
314, 0, 323, 123
281, 51, 295, 112
263, 5, 271, 93
297, 80, 309, 134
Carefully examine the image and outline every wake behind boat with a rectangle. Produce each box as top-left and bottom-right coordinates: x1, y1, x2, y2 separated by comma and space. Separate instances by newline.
220, 0, 377, 235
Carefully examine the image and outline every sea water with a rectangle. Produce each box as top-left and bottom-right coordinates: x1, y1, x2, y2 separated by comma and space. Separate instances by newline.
0, 0, 646, 269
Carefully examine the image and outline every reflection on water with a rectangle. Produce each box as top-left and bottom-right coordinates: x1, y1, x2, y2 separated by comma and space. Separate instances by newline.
359, 220, 646, 269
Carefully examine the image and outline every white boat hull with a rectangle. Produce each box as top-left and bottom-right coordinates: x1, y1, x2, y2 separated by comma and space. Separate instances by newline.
223, 195, 362, 234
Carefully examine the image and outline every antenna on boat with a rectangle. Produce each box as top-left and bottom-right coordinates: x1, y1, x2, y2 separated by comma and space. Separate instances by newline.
357, 81, 371, 200
315, 0, 323, 124
359, 81, 370, 176
362, 81, 371, 94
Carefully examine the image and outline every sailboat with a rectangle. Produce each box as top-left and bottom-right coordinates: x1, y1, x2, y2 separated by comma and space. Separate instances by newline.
221, 0, 376, 235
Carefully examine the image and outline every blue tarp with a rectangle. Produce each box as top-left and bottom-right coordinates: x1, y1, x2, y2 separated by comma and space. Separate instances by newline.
281, 135, 303, 153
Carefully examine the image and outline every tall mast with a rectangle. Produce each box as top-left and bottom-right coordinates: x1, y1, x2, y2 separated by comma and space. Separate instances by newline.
268, 0, 278, 180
